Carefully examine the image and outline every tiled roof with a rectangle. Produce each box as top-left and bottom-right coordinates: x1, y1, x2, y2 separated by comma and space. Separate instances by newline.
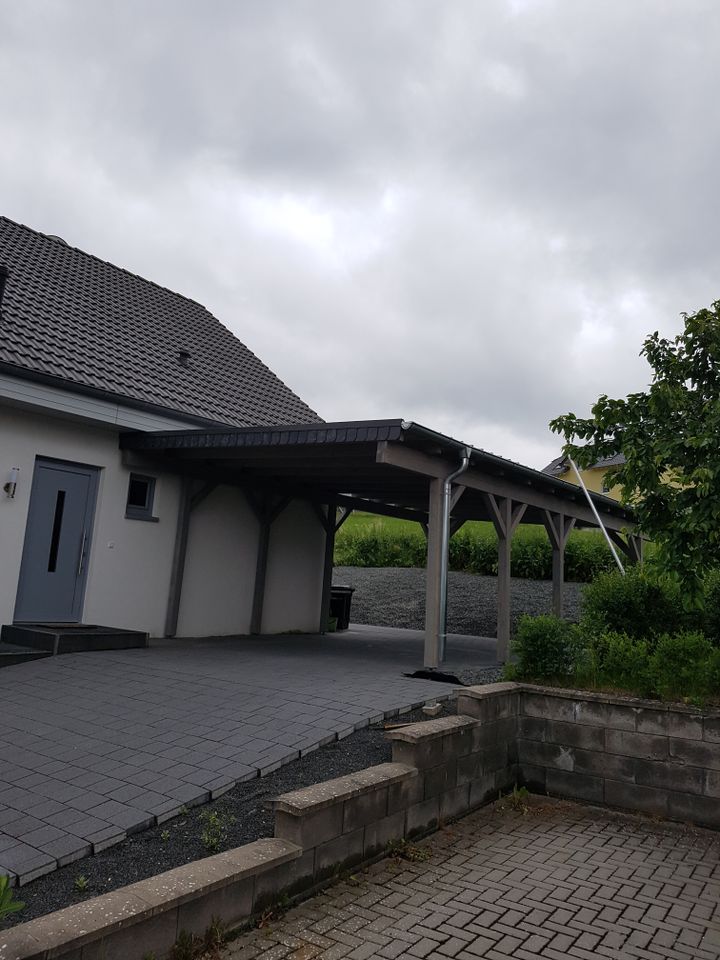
542, 452, 626, 475
0, 217, 321, 427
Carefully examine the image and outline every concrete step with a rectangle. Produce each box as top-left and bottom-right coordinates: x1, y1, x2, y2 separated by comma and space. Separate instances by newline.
0, 624, 148, 654
0, 642, 52, 668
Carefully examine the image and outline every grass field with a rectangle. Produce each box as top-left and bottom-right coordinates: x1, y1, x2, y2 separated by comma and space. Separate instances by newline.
334, 512, 619, 582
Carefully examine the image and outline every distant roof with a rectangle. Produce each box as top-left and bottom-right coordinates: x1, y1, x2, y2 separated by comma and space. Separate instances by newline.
542, 452, 626, 476
0, 216, 320, 427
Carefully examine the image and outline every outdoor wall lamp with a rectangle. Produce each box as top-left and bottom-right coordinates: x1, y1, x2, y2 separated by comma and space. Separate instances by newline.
3, 466, 19, 499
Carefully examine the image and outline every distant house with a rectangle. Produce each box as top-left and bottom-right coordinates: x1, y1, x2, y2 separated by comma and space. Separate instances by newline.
542, 452, 626, 500
0, 217, 325, 638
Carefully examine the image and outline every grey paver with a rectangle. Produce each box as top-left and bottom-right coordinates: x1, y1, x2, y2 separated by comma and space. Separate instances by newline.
226, 799, 720, 960
0, 625, 491, 881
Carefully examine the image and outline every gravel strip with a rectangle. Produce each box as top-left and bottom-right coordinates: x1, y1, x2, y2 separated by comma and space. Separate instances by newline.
5, 703, 453, 925
334, 566, 584, 636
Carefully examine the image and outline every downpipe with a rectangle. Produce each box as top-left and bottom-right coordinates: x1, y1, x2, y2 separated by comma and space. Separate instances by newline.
437, 447, 472, 662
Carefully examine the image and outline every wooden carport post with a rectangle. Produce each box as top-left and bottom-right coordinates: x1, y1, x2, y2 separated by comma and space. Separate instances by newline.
424, 480, 466, 668
247, 494, 291, 635
313, 504, 353, 633
484, 494, 527, 664
165, 478, 217, 637
424, 478, 444, 669
542, 511, 576, 618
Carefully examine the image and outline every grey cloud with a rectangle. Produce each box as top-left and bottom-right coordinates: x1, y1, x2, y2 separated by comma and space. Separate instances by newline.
1, 0, 719, 467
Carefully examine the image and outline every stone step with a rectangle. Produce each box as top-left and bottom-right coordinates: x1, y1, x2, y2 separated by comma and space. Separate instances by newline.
0, 624, 148, 654
0, 641, 51, 668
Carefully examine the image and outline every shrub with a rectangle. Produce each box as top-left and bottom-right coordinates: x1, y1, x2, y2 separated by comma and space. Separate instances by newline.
580, 567, 690, 642
650, 632, 715, 702
702, 569, 720, 646
509, 615, 583, 682
588, 631, 654, 696
564, 534, 616, 582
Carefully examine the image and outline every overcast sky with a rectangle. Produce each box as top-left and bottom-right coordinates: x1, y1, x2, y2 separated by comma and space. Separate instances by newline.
2, 1, 719, 468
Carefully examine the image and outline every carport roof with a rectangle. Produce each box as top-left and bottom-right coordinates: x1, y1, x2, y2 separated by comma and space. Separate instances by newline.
120, 418, 634, 531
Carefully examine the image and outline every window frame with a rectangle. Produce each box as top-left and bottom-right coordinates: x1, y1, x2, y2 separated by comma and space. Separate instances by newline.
125, 473, 158, 522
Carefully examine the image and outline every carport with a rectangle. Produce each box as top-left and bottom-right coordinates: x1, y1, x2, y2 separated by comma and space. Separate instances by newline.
120, 419, 637, 668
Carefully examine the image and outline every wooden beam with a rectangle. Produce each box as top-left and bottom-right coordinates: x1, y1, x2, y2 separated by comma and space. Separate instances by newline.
335, 507, 353, 532
334, 493, 428, 524
542, 512, 576, 618
376, 441, 633, 532
496, 498, 512, 665
250, 521, 271, 635
424, 478, 444, 668
190, 481, 217, 511
608, 530, 643, 565
449, 518, 466, 537
249, 495, 291, 635
318, 503, 336, 633
482, 495, 526, 664
450, 484, 466, 512
164, 477, 194, 638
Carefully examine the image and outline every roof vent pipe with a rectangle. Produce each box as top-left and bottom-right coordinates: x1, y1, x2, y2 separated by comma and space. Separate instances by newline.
437, 446, 472, 662
0, 266, 9, 313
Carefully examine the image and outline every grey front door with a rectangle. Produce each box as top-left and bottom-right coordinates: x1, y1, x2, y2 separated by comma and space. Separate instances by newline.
14, 459, 99, 623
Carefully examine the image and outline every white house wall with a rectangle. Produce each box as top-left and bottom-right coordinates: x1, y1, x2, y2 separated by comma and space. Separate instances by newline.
176, 486, 259, 637
262, 500, 325, 634
0, 405, 326, 638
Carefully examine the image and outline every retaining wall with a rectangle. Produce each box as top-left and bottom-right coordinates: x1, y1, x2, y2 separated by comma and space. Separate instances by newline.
510, 684, 720, 828
3, 682, 718, 960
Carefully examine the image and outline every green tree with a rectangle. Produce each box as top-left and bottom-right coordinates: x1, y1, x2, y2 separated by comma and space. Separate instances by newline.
550, 300, 720, 599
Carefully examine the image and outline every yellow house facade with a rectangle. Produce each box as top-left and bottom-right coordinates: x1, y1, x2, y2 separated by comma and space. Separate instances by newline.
542, 453, 625, 501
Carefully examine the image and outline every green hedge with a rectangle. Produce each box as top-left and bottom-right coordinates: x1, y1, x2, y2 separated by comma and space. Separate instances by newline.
506, 568, 720, 703
508, 616, 720, 703
334, 516, 616, 582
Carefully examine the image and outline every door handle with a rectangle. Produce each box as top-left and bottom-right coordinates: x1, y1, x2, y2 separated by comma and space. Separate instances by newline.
77, 531, 88, 578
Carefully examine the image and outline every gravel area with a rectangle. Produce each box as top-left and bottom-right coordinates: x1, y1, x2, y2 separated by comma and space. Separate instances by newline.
334, 566, 584, 636
5, 703, 452, 925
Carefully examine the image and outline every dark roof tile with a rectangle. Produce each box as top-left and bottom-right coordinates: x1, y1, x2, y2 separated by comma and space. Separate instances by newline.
0, 217, 321, 427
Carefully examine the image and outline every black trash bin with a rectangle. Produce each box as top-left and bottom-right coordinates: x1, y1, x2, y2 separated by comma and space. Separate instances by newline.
330, 585, 355, 631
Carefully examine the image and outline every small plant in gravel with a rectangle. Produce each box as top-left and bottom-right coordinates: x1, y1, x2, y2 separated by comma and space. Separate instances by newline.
200, 809, 235, 854
387, 838, 431, 862
160, 829, 170, 842
73, 875, 88, 894
498, 786, 530, 815
0, 875, 24, 924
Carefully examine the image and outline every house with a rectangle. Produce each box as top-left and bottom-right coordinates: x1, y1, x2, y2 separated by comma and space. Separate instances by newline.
0, 215, 637, 666
542, 452, 626, 500
0, 217, 326, 640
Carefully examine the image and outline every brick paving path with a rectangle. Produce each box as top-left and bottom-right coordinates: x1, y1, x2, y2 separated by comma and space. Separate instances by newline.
226, 797, 720, 960
0, 626, 494, 883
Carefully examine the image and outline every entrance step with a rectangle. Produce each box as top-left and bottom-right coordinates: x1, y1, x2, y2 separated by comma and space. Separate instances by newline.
0, 624, 149, 655
0, 641, 52, 668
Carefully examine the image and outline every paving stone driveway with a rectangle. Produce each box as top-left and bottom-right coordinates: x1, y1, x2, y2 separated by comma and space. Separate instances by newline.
0, 626, 495, 884
227, 797, 720, 960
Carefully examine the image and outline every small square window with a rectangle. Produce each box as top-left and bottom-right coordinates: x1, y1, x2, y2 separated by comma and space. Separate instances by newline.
125, 474, 157, 521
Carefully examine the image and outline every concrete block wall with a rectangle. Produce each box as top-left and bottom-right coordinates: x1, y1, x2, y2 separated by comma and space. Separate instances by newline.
0, 838, 301, 960
509, 685, 720, 829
